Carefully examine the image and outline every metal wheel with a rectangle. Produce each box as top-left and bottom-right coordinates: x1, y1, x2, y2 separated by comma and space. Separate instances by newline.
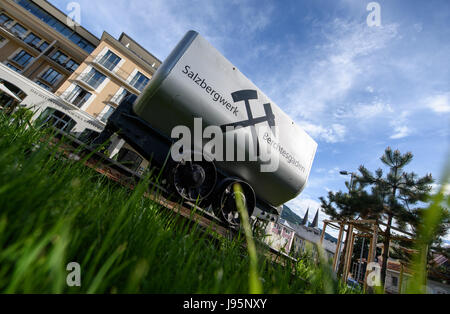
218, 179, 255, 227
172, 153, 216, 202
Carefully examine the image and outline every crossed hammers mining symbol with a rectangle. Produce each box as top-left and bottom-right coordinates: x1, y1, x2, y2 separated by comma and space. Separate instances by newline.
220, 89, 276, 157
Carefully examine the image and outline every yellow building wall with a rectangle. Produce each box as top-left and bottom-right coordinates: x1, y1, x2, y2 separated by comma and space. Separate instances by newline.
56, 39, 154, 120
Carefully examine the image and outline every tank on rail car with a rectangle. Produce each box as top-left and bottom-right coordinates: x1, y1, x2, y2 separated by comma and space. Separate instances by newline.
94, 31, 317, 226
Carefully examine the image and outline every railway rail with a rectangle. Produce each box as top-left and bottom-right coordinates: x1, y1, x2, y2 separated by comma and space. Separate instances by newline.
47, 130, 297, 266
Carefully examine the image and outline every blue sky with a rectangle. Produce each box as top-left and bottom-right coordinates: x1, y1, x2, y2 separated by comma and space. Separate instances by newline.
51, 0, 449, 240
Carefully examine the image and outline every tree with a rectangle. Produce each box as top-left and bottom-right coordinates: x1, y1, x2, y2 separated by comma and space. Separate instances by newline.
392, 205, 450, 284
355, 147, 433, 286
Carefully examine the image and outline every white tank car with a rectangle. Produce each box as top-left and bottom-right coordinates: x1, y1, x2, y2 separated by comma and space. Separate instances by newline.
133, 31, 317, 214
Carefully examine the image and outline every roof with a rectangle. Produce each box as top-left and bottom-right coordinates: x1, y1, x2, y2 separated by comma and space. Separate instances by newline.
119, 32, 161, 66
99, 31, 161, 74
31, 0, 100, 45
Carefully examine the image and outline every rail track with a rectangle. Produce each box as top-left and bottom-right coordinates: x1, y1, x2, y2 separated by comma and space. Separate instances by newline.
47, 130, 297, 266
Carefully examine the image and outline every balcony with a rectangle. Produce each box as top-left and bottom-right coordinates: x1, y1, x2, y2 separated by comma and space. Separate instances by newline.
96, 55, 119, 72
59, 90, 90, 109
25, 41, 43, 52
0, 22, 53, 60
107, 93, 125, 105
51, 57, 78, 73
0, 22, 28, 44
40, 55, 74, 76
88, 54, 148, 95
76, 72, 105, 90
131, 81, 147, 92
91, 54, 131, 82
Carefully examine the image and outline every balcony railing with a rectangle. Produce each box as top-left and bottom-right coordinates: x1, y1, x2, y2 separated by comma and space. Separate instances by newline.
130, 80, 148, 92
60, 90, 88, 108
89, 54, 150, 94
0, 23, 51, 56
0, 22, 26, 41
97, 55, 119, 71
48, 56, 78, 73
77, 72, 104, 89
25, 41, 43, 51
91, 54, 131, 82
107, 93, 125, 105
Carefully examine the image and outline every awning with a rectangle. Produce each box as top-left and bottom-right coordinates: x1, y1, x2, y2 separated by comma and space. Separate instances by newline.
0, 83, 22, 102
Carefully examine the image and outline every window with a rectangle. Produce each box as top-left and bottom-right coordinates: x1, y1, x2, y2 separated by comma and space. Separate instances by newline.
392, 276, 398, 287
10, 23, 27, 38
69, 33, 81, 44
129, 71, 149, 92
35, 80, 51, 91
64, 59, 79, 72
41, 68, 62, 85
99, 104, 115, 123
272, 224, 281, 235
98, 50, 121, 71
24, 32, 41, 48
15, 0, 96, 53
12, 50, 34, 67
51, 50, 68, 65
0, 13, 11, 25
37, 108, 76, 132
0, 35, 6, 43
6, 63, 21, 73
112, 88, 133, 104
65, 85, 92, 108
82, 68, 106, 89
69, 33, 93, 51
38, 41, 49, 52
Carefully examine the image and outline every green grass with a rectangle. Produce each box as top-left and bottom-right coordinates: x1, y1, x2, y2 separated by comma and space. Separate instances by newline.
405, 164, 450, 294
2, 110, 446, 294
0, 110, 354, 294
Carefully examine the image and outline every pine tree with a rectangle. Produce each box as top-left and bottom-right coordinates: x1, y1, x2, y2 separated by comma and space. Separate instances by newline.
356, 147, 433, 286
391, 205, 450, 282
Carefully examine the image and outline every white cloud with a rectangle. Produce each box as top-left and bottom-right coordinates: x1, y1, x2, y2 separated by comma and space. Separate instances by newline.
358, 102, 393, 118
431, 183, 450, 196
257, 19, 400, 145
389, 110, 412, 139
335, 101, 393, 120
390, 125, 411, 139
286, 197, 321, 220
71, 0, 274, 60
328, 167, 339, 175
413, 23, 423, 33
300, 122, 347, 143
425, 93, 450, 113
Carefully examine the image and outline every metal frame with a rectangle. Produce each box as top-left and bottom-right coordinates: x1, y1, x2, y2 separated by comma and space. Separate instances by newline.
320, 218, 415, 293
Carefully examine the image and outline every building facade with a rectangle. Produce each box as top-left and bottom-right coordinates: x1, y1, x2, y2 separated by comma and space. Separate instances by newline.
0, 0, 98, 92
0, 62, 104, 134
0, 0, 162, 174
263, 217, 338, 260
263, 220, 296, 254
55, 31, 159, 125
376, 243, 450, 294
